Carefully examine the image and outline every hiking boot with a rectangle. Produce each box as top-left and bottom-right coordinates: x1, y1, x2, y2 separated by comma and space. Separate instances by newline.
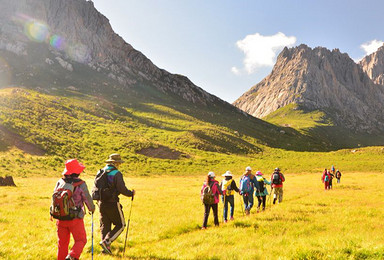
100, 240, 112, 255
201, 227, 207, 230
65, 256, 78, 260
224, 219, 228, 223
230, 217, 234, 221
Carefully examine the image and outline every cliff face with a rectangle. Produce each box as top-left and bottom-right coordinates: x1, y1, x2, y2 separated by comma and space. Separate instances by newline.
0, 0, 218, 105
359, 44, 384, 86
234, 44, 384, 133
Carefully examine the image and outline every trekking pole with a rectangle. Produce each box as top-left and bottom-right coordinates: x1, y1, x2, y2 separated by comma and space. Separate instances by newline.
91, 212, 94, 260
222, 193, 226, 223
123, 195, 134, 257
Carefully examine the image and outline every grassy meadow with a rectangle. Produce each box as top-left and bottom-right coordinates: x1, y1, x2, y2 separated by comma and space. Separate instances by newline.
1, 171, 384, 260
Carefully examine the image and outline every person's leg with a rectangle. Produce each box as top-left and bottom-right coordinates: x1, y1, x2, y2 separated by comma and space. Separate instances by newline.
278, 188, 283, 203
248, 194, 254, 212
202, 203, 210, 228
212, 204, 219, 226
228, 195, 235, 219
57, 221, 70, 260
69, 219, 87, 259
257, 196, 262, 210
243, 194, 249, 214
262, 196, 266, 210
273, 188, 277, 204
100, 202, 112, 243
223, 196, 228, 221
105, 202, 126, 244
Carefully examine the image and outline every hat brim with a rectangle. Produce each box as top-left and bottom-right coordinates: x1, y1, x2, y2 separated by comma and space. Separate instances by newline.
105, 159, 125, 163
222, 173, 233, 177
62, 165, 85, 175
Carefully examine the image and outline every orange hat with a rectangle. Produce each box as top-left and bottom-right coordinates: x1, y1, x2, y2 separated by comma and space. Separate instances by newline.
62, 159, 85, 175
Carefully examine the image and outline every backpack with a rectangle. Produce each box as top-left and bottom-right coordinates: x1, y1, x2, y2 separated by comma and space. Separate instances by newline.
272, 172, 282, 185
50, 178, 84, 220
324, 174, 329, 182
240, 175, 252, 193
91, 169, 116, 201
257, 177, 265, 193
202, 183, 215, 205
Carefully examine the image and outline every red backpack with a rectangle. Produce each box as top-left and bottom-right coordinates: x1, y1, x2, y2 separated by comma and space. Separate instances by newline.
50, 178, 84, 220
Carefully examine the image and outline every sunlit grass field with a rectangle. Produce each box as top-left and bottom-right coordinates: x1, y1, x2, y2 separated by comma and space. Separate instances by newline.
1, 171, 384, 259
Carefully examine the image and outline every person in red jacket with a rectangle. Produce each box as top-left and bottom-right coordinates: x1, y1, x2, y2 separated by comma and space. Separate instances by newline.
322, 169, 330, 190
201, 172, 222, 229
271, 168, 285, 204
53, 159, 95, 260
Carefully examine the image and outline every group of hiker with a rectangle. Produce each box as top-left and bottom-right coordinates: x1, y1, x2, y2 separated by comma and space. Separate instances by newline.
50, 154, 134, 260
200, 166, 285, 229
321, 165, 342, 190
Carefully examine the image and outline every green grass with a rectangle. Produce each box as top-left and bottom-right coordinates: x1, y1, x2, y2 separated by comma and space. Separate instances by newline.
1, 173, 384, 259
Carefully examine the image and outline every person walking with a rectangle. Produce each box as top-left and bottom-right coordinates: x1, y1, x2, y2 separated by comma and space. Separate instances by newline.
52, 159, 95, 260
239, 166, 260, 215
322, 169, 330, 190
335, 170, 342, 183
271, 168, 285, 204
220, 171, 239, 222
328, 170, 335, 189
201, 172, 222, 229
255, 171, 271, 212
98, 154, 135, 255
331, 165, 335, 175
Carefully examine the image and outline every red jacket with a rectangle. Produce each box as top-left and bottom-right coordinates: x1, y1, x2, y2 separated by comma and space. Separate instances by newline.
201, 180, 222, 204
271, 172, 285, 188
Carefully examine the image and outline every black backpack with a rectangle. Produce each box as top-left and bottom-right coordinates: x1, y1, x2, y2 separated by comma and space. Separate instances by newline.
91, 169, 115, 201
272, 172, 282, 185
258, 178, 265, 193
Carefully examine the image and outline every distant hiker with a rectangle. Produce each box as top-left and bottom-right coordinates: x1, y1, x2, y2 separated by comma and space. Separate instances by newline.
255, 171, 271, 212
328, 170, 335, 189
271, 168, 285, 204
220, 171, 239, 222
239, 166, 260, 215
96, 154, 135, 254
322, 169, 330, 190
331, 165, 335, 175
51, 159, 95, 260
335, 170, 342, 183
201, 172, 222, 229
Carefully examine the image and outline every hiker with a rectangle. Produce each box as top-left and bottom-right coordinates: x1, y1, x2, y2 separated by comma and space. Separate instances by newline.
271, 168, 285, 204
239, 166, 260, 215
322, 169, 330, 190
97, 154, 135, 254
201, 172, 222, 229
255, 171, 271, 212
328, 170, 335, 189
335, 170, 342, 183
331, 165, 335, 175
51, 159, 95, 260
220, 171, 239, 222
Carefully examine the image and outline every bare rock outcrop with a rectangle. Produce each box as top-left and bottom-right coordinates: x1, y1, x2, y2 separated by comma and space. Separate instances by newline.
0, 176, 16, 186
0, 0, 220, 106
234, 44, 384, 133
359, 44, 384, 85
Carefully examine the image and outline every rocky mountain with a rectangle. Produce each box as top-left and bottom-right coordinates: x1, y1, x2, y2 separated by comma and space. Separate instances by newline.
234, 44, 384, 133
359, 44, 384, 86
0, 0, 219, 105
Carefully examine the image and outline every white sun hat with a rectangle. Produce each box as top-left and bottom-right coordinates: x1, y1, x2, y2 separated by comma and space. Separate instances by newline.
222, 171, 233, 177
245, 166, 252, 171
208, 171, 215, 178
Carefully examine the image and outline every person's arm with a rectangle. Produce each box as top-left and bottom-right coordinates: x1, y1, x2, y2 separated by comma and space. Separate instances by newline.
231, 180, 239, 192
216, 182, 223, 195
80, 182, 95, 212
263, 178, 271, 185
281, 173, 285, 182
252, 175, 260, 190
114, 172, 134, 197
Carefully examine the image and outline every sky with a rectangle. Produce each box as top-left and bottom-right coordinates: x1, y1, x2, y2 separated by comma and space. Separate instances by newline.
92, 0, 384, 103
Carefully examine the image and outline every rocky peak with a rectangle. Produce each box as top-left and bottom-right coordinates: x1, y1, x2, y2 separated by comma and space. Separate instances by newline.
234, 45, 384, 133
359, 44, 384, 85
0, 0, 219, 105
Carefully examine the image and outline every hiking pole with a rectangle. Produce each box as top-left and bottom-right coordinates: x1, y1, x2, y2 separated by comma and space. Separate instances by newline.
91, 212, 94, 260
222, 193, 226, 223
239, 193, 245, 216
123, 195, 134, 257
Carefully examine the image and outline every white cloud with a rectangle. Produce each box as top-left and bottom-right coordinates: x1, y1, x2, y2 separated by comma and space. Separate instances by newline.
232, 32, 296, 75
360, 39, 384, 56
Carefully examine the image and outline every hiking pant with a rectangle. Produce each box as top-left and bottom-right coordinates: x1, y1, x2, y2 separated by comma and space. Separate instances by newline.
242, 193, 254, 211
203, 203, 219, 228
273, 187, 283, 203
57, 218, 87, 260
257, 195, 266, 210
337, 178, 340, 183
324, 181, 329, 190
222, 195, 234, 221
99, 202, 126, 244
329, 179, 333, 189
